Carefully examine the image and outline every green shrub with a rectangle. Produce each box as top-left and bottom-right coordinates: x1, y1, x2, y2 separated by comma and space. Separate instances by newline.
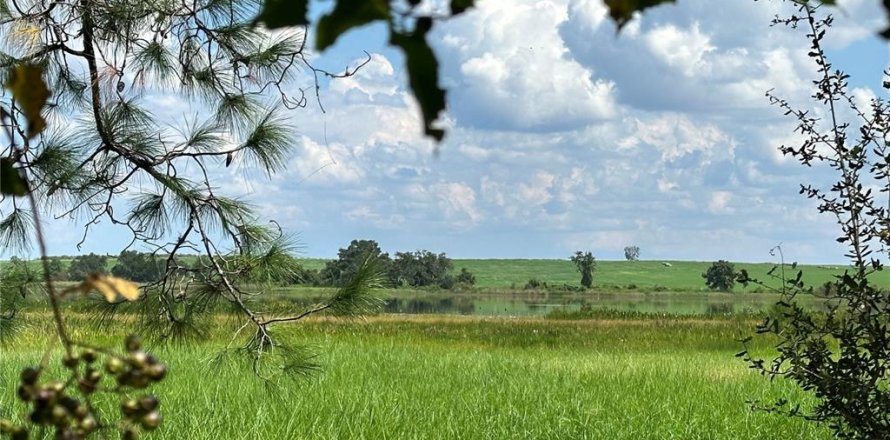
702, 260, 736, 291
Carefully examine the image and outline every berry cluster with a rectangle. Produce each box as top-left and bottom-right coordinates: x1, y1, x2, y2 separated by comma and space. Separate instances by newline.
6, 367, 98, 439
116, 335, 164, 439
119, 395, 161, 440
0, 335, 165, 440
109, 336, 167, 390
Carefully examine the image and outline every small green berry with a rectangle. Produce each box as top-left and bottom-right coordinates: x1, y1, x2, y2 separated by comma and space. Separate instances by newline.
128, 352, 148, 369
122, 427, 138, 440
125, 334, 141, 352
73, 403, 89, 419
78, 416, 97, 434
81, 349, 98, 363
145, 364, 166, 381
121, 399, 140, 417
20, 367, 40, 385
17, 384, 35, 401
50, 405, 69, 425
10, 426, 27, 440
141, 411, 161, 430
138, 395, 159, 412
85, 367, 102, 383
62, 354, 79, 369
105, 357, 126, 374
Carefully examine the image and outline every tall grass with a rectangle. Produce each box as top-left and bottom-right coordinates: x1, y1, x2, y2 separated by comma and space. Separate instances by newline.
0, 314, 829, 439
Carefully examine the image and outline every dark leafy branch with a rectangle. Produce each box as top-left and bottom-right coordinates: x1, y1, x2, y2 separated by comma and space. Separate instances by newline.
735, 4, 890, 438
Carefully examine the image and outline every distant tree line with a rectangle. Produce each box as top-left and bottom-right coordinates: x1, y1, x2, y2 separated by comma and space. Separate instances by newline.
23, 240, 476, 290
312, 240, 476, 289
8, 245, 747, 293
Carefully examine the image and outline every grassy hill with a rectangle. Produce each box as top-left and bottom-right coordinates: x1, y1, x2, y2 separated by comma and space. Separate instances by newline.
451, 259, 883, 291
295, 258, 889, 292
5, 256, 887, 292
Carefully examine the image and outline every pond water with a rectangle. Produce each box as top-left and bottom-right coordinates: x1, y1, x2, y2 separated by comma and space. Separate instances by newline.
379, 293, 823, 316
270, 291, 825, 317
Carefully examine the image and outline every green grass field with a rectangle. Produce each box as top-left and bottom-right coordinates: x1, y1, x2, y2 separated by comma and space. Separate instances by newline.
5, 257, 887, 292
0, 313, 830, 439
294, 258, 887, 291
0, 257, 868, 438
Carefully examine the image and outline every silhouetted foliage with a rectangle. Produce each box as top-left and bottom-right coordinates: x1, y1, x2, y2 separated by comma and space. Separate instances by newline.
735, 5, 890, 438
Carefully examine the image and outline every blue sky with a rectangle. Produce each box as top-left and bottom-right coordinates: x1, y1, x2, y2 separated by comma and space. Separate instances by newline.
29, 0, 890, 262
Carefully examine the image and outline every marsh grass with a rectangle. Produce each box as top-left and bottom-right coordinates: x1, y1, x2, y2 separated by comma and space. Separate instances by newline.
0, 313, 830, 439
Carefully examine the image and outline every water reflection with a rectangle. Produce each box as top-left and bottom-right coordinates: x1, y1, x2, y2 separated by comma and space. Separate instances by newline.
384, 297, 476, 315
270, 291, 823, 317
375, 293, 815, 317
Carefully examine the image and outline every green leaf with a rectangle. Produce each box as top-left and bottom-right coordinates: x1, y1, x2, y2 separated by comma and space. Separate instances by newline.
603, 0, 676, 29
390, 19, 446, 142
254, 0, 310, 28
883, 0, 890, 39
0, 157, 27, 196
316, 0, 390, 51
450, 0, 474, 14
4, 63, 50, 138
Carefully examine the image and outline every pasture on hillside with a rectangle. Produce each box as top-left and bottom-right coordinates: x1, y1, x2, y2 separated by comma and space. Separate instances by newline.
296, 258, 889, 291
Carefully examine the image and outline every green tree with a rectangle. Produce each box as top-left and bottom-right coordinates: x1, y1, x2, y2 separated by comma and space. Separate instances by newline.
570, 251, 596, 289
624, 246, 640, 261
291, 266, 322, 286
46, 258, 67, 282
67, 253, 108, 281
322, 240, 392, 286
389, 250, 452, 287
455, 268, 476, 286
0, 258, 34, 344
702, 260, 735, 292
111, 251, 165, 283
